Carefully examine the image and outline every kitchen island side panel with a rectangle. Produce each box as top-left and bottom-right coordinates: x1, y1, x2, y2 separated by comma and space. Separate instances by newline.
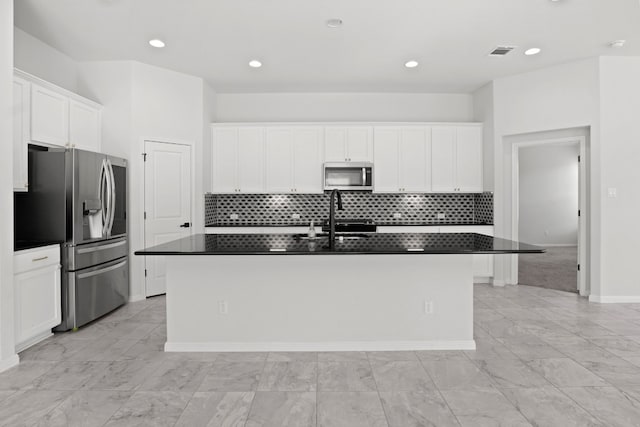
165, 254, 474, 351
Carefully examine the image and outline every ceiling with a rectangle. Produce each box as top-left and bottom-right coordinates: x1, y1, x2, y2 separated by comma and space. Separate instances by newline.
14, 0, 640, 93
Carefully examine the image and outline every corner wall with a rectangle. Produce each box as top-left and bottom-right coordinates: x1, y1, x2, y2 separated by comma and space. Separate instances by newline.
596, 56, 640, 301
490, 58, 602, 294
0, 0, 18, 372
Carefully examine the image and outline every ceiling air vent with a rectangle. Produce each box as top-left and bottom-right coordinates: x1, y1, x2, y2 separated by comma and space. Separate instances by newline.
489, 46, 516, 56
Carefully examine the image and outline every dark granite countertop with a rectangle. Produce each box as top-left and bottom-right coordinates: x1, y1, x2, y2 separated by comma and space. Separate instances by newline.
204, 223, 494, 228
136, 233, 542, 256
14, 240, 63, 252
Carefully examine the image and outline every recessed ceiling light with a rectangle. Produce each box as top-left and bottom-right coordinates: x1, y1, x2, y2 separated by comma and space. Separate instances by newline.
524, 47, 541, 56
148, 39, 165, 48
405, 60, 419, 68
249, 60, 262, 68
326, 18, 343, 28
609, 40, 626, 48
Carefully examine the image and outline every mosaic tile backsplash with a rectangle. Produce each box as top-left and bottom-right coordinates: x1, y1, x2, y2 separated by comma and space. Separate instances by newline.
205, 192, 493, 226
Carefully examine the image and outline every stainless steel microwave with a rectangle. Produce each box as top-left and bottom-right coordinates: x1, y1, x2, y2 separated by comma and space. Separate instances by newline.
324, 162, 373, 191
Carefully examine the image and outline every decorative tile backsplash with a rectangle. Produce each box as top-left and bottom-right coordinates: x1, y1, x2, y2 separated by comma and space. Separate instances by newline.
205, 192, 493, 226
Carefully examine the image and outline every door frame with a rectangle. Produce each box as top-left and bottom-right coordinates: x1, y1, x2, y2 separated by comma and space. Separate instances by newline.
511, 136, 588, 296
141, 138, 196, 297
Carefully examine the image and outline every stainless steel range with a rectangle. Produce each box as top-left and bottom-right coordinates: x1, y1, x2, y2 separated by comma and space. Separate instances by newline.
15, 146, 129, 331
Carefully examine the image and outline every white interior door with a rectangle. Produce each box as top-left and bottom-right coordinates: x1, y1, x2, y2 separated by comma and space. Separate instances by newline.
144, 141, 192, 297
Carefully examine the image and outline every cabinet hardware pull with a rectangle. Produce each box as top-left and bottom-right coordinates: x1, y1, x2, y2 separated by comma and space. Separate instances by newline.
32, 256, 48, 262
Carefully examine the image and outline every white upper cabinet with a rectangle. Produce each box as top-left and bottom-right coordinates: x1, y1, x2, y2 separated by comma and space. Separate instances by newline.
31, 83, 69, 147
12, 70, 103, 192
212, 126, 265, 193
291, 127, 323, 193
455, 126, 483, 192
431, 125, 483, 193
324, 126, 373, 162
69, 99, 101, 152
265, 127, 324, 193
237, 128, 265, 193
13, 77, 29, 192
374, 126, 431, 193
373, 128, 400, 193
265, 128, 294, 193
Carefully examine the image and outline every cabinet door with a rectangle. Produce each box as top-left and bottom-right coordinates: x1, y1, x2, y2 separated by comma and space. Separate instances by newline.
14, 265, 61, 349
69, 100, 101, 151
373, 128, 400, 193
455, 126, 483, 193
431, 127, 456, 192
212, 127, 239, 193
293, 127, 323, 193
400, 127, 431, 192
324, 127, 347, 162
237, 127, 265, 193
345, 127, 374, 162
265, 128, 294, 193
31, 83, 69, 146
13, 77, 29, 191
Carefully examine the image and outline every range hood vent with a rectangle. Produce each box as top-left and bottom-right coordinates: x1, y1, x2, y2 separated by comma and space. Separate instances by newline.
489, 46, 516, 56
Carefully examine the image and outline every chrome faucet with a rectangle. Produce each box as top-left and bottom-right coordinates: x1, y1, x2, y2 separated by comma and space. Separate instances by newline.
329, 189, 344, 245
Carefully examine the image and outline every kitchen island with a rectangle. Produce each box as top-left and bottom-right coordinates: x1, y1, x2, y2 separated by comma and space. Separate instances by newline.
136, 233, 543, 352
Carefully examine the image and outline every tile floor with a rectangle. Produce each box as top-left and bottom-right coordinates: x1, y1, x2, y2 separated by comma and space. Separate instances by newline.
2, 284, 640, 426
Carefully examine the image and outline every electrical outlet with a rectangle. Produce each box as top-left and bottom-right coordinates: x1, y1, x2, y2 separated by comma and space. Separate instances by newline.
437, 213, 446, 220
229, 214, 239, 220
393, 213, 402, 219
424, 300, 434, 314
218, 300, 228, 315
608, 188, 617, 198
291, 213, 301, 219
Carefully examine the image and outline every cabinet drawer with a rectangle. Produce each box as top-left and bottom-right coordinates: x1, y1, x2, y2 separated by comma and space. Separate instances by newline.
14, 245, 61, 274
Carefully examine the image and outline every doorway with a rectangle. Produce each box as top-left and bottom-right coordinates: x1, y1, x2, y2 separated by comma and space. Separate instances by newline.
143, 140, 193, 297
511, 137, 588, 295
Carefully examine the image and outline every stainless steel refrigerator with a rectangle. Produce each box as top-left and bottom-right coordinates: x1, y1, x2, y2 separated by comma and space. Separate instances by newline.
15, 146, 129, 331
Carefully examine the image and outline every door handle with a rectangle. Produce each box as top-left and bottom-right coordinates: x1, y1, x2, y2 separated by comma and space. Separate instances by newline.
179, 222, 191, 228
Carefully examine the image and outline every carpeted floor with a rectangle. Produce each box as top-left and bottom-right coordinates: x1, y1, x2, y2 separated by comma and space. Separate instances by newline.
519, 246, 578, 293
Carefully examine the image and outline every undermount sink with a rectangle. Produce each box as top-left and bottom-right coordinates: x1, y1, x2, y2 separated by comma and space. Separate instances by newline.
293, 233, 372, 241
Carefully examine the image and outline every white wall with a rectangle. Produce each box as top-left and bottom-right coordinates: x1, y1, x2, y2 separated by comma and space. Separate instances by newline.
0, 0, 18, 373
490, 58, 603, 295
519, 144, 579, 246
214, 92, 474, 122
597, 56, 640, 300
13, 27, 78, 93
79, 61, 206, 301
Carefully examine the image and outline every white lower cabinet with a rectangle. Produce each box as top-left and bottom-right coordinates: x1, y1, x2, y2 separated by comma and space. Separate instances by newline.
14, 245, 61, 352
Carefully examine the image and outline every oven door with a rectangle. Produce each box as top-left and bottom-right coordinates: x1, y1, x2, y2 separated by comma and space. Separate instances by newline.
70, 256, 128, 328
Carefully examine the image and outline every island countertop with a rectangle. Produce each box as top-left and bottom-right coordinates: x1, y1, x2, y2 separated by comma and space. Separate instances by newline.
135, 233, 544, 256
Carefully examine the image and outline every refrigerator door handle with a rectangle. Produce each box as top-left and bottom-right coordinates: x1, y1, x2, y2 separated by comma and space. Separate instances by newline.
100, 159, 111, 237
106, 159, 116, 237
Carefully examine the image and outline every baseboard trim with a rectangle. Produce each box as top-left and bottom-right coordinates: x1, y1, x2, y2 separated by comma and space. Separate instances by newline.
531, 243, 578, 248
15, 331, 52, 353
128, 294, 146, 303
164, 340, 477, 352
491, 279, 506, 287
0, 354, 19, 374
589, 295, 640, 304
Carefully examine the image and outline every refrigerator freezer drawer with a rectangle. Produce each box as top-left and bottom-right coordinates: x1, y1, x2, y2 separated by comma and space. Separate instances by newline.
57, 256, 128, 331
67, 237, 128, 271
